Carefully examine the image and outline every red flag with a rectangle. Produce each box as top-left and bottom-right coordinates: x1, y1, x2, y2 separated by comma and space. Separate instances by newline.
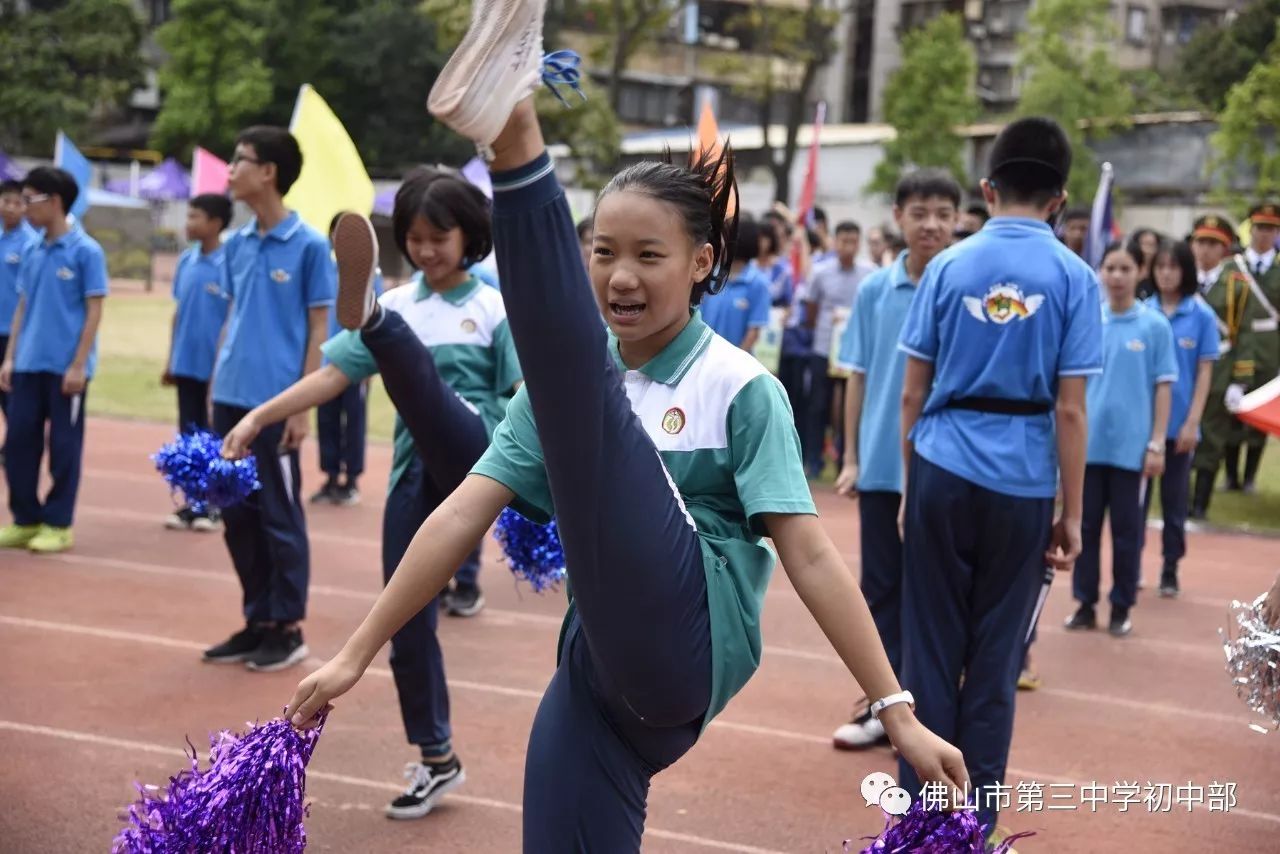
792, 102, 826, 282
1239, 376, 1280, 438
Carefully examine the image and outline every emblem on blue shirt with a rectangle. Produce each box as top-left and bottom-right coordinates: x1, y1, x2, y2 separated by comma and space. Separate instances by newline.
3, 252, 19, 265
270, 268, 291, 283
963, 284, 1045, 325
734, 298, 749, 310
55, 266, 75, 280
1126, 338, 1147, 352
1178, 337, 1196, 349
661, 407, 686, 435
205, 282, 223, 296
460, 318, 477, 333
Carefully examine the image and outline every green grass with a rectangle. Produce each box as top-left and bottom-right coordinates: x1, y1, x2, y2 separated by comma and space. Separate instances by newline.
93, 290, 398, 442
92, 288, 1280, 532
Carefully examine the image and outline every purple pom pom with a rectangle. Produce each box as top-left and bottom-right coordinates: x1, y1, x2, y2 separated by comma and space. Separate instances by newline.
493, 508, 566, 592
113, 714, 325, 853
153, 430, 260, 512
854, 802, 1034, 853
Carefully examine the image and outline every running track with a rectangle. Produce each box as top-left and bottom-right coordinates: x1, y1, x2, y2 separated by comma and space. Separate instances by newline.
1, 417, 1276, 852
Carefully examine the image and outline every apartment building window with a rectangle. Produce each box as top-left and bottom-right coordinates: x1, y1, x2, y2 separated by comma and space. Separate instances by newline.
1125, 4, 1149, 45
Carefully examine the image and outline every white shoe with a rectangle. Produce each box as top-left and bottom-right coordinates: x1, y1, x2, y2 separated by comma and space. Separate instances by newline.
333, 213, 380, 330
833, 709, 887, 750
385, 759, 466, 820
190, 514, 222, 533
163, 509, 192, 530
426, 0, 548, 150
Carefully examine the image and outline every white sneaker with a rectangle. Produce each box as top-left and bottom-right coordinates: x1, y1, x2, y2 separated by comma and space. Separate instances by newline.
332, 213, 380, 330
163, 508, 193, 530
190, 514, 222, 533
426, 0, 548, 150
833, 709, 888, 750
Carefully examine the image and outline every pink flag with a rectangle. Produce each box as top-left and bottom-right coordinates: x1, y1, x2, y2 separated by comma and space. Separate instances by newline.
191, 147, 229, 196
791, 102, 826, 282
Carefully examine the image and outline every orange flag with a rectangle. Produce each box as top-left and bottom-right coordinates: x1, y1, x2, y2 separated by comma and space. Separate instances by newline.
695, 96, 735, 217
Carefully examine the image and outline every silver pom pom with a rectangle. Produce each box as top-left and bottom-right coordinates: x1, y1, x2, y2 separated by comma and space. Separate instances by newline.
1221, 593, 1280, 734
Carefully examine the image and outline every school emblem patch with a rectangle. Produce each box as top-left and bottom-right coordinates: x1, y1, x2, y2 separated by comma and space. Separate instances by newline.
1126, 338, 1147, 352
270, 268, 291, 283
204, 282, 222, 296
1178, 336, 1197, 350
460, 318, 477, 333
661, 407, 686, 435
734, 298, 749, 311
3, 252, 19, 264
55, 266, 74, 280
963, 284, 1045, 325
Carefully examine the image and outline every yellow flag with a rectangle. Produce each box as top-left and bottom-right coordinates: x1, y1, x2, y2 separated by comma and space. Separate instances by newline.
285, 85, 374, 234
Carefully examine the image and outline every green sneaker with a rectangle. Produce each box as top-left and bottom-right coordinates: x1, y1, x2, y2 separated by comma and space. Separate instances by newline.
0, 524, 41, 549
27, 525, 74, 554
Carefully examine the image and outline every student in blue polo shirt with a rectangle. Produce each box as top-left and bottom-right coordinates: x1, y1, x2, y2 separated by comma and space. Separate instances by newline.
161, 193, 233, 532
1142, 240, 1217, 597
831, 168, 960, 751
699, 218, 770, 350
0, 167, 109, 555
1067, 242, 1176, 637
310, 212, 383, 509
283, 62, 966, 850
0, 179, 39, 420
897, 117, 1102, 841
202, 126, 336, 673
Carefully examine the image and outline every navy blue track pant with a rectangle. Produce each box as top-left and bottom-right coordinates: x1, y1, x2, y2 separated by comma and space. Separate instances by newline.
492, 154, 713, 853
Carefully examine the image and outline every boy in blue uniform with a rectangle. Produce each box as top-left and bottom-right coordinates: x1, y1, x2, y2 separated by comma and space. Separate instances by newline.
0, 167, 109, 554
699, 218, 771, 350
1066, 242, 1176, 637
832, 168, 960, 750
202, 126, 336, 672
1, 180, 38, 420
897, 118, 1102, 837
162, 193, 232, 532
311, 212, 382, 508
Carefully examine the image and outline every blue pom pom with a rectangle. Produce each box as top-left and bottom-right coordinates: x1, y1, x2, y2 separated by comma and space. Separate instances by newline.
153, 430, 261, 513
493, 508, 566, 592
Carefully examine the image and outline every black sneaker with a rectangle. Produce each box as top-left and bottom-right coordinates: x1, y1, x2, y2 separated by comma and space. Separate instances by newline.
1158, 565, 1179, 598
203, 624, 266, 663
333, 483, 362, 507
245, 626, 310, 672
832, 706, 888, 750
309, 481, 339, 504
444, 582, 485, 618
1109, 607, 1133, 637
1063, 604, 1097, 631
386, 758, 466, 820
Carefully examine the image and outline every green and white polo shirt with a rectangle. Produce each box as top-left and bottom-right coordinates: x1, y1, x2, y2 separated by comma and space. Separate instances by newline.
471, 311, 815, 726
322, 274, 521, 492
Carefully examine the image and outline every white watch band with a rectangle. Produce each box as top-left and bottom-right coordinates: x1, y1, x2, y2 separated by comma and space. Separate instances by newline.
869, 690, 915, 720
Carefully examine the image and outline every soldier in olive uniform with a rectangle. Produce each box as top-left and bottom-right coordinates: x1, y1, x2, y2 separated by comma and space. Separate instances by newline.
1190, 214, 1280, 518
1221, 204, 1280, 493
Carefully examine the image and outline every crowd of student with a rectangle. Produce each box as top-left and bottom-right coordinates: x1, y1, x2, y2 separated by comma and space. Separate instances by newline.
1, 13, 1278, 847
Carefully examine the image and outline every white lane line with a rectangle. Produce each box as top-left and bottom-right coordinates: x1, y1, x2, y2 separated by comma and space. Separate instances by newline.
0, 720, 790, 854
10, 554, 1246, 723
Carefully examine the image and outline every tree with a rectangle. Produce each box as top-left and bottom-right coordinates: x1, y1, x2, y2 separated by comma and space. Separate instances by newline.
0, 0, 145, 153
255, 0, 356, 126
1178, 0, 1280, 111
1014, 0, 1134, 204
150, 0, 273, 158
584, 0, 683, 114
1210, 27, 1280, 208
420, 0, 622, 182
714, 0, 840, 202
867, 14, 977, 195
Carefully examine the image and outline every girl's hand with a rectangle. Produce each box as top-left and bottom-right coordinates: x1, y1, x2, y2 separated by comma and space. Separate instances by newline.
835, 461, 859, 498
1143, 449, 1165, 478
222, 413, 262, 459
285, 653, 365, 729
1263, 574, 1280, 627
882, 709, 968, 799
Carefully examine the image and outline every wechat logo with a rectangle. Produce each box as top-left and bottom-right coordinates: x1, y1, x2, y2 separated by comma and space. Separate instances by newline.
861, 771, 912, 816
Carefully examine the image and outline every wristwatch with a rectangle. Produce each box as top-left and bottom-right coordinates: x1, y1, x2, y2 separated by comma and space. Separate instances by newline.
1146, 440, 1165, 456
869, 690, 915, 720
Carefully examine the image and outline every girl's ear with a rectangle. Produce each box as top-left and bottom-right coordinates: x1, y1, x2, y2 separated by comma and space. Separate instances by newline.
693, 241, 715, 283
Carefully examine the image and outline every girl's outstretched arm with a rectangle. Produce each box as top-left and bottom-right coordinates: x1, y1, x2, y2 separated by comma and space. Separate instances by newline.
764, 512, 969, 795
286, 474, 514, 725
222, 364, 352, 458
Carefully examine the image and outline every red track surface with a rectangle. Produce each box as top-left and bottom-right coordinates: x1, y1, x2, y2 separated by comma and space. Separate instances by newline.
1, 417, 1276, 852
